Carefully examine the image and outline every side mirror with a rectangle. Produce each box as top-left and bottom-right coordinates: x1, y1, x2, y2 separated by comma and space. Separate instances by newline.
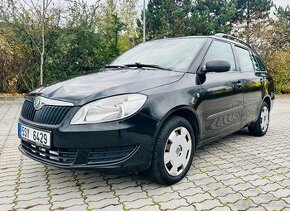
203, 60, 231, 73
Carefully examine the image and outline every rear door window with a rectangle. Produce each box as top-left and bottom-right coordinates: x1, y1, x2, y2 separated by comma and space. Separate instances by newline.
234, 47, 255, 72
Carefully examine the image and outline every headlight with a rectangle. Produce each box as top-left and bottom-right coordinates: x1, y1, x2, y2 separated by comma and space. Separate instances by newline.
70, 94, 147, 125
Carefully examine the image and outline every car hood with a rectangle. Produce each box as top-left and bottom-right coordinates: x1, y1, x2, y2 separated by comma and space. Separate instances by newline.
33, 69, 184, 105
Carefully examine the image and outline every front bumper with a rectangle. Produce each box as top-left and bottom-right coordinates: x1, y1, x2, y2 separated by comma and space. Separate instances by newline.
18, 111, 159, 173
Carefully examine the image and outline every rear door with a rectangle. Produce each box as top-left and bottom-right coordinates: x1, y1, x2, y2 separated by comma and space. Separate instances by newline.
199, 40, 244, 142
233, 46, 263, 126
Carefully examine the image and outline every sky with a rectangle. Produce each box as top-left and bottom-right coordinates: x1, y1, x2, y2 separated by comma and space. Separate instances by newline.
273, 0, 290, 8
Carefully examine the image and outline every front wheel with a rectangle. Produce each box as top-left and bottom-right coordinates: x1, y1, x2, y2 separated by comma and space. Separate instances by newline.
150, 116, 195, 185
248, 102, 270, 136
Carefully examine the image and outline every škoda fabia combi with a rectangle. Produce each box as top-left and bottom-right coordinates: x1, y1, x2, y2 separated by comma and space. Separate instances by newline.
18, 34, 274, 185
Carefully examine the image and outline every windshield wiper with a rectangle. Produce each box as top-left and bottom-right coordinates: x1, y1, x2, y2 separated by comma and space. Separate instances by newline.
105, 65, 127, 69
124, 63, 173, 71
106, 63, 173, 71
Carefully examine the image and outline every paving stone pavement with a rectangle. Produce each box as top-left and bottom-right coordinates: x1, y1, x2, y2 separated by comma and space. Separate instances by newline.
0, 98, 290, 211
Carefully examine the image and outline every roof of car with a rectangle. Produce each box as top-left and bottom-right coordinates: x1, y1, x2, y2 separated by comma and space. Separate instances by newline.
147, 34, 252, 51
211, 33, 252, 49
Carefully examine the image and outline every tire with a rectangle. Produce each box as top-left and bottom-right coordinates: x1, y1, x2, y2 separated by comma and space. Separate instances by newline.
150, 116, 195, 185
248, 101, 270, 137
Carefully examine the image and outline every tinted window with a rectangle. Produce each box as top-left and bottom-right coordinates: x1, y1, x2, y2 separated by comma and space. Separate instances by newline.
235, 47, 255, 72
253, 55, 266, 72
111, 38, 205, 72
204, 41, 236, 71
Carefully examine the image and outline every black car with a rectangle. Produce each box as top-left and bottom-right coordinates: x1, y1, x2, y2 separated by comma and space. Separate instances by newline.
18, 34, 275, 185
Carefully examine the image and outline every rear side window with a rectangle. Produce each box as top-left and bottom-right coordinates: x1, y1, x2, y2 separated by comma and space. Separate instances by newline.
253, 55, 266, 72
234, 47, 255, 72
204, 41, 236, 71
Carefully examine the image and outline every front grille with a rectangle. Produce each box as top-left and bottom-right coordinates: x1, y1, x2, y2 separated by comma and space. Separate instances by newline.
20, 140, 139, 166
21, 141, 77, 165
88, 145, 139, 165
21, 100, 71, 125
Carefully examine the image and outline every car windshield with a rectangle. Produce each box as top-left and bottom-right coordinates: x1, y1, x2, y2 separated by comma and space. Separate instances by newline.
110, 38, 206, 72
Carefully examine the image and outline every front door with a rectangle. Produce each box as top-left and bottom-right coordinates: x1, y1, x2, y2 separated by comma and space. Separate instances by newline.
199, 40, 244, 141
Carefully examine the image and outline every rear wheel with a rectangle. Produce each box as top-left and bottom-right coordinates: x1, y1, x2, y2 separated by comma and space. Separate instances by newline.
150, 116, 195, 185
248, 101, 270, 136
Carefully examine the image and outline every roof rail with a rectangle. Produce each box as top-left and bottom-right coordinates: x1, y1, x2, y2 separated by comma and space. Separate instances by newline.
214, 33, 252, 49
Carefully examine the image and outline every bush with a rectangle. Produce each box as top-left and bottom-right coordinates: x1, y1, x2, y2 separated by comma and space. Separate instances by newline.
266, 47, 290, 93
0, 27, 34, 93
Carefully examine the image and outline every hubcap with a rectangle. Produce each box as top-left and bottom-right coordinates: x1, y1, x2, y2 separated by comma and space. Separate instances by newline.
260, 106, 269, 132
164, 127, 192, 176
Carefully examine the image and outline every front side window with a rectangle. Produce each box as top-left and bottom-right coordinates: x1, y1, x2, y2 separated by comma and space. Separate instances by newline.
203, 41, 236, 71
235, 47, 255, 72
111, 38, 206, 72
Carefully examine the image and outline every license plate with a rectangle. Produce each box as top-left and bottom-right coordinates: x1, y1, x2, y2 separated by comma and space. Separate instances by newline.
18, 123, 51, 148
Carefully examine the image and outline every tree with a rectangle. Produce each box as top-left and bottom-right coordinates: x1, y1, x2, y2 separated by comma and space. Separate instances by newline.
40, 0, 54, 86
234, 4, 290, 60
141, 0, 237, 40
0, 0, 61, 86
275, 5, 290, 25
266, 47, 290, 93
119, 0, 139, 52
193, 0, 237, 35
235, 4, 290, 93
0, 27, 32, 92
234, 0, 273, 43
98, 0, 123, 59
139, 0, 169, 39
44, 0, 108, 84
66, 0, 100, 28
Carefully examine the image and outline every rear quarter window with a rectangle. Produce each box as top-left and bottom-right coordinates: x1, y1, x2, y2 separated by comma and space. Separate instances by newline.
253, 55, 267, 72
